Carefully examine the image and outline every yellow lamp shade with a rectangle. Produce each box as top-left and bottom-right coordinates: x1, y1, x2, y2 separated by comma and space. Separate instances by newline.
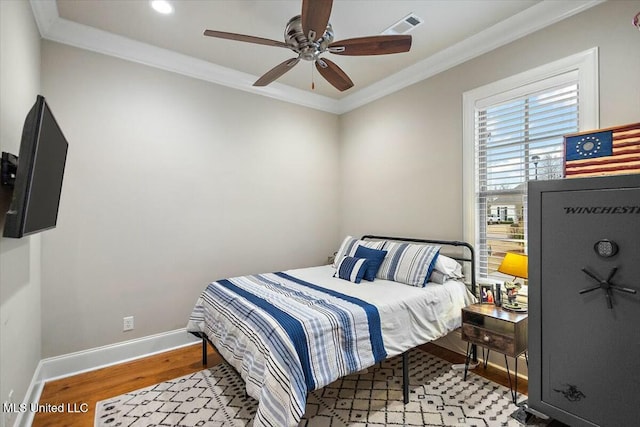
497, 252, 528, 279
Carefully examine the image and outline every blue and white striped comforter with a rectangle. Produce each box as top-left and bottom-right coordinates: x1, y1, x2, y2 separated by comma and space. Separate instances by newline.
186, 271, 387, 427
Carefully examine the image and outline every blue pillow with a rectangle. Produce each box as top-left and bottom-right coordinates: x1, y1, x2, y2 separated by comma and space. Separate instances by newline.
334, 256, 369, 284
354, 245, 388, 281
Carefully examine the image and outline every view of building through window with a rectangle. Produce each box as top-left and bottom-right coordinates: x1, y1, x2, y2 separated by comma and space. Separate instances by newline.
476, 83, 578, 277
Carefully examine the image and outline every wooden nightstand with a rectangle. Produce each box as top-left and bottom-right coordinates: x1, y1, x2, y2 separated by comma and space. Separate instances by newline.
461, 303, 528, 403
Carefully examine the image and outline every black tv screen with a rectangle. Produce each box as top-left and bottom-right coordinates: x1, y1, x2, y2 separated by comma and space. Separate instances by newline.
3, 95, 68, 238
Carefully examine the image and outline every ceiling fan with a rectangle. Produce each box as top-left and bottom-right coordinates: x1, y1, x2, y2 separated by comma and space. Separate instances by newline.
203, 0, 412, 91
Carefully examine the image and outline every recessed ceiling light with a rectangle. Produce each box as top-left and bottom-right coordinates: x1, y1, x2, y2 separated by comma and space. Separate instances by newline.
151, 0, 173, 15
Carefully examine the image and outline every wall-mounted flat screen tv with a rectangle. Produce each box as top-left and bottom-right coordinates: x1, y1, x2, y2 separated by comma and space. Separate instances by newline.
2, 95, 68, 238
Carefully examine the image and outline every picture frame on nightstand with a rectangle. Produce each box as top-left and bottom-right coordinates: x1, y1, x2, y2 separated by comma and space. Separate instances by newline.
480, 284, 494, 303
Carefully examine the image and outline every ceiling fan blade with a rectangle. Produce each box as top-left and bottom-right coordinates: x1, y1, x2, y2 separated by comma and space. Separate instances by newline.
329, 35, 412, 56
315, 58, 353, 92
301, 0, 333, 42
204, 30, 289, 48
253, 58, 300, 87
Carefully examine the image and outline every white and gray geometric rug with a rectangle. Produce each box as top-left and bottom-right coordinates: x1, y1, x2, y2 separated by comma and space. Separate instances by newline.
95, 349, 543, 426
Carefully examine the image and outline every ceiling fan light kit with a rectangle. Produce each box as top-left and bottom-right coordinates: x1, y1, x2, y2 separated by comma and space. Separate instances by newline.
203, 0, 412, 91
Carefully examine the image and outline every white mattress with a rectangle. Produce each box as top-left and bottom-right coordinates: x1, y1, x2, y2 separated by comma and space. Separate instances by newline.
284, 264, 476, 358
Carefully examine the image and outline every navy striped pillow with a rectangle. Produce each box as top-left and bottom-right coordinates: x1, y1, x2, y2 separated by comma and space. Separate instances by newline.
334, 256, 369, 284
376, 242, 441, 287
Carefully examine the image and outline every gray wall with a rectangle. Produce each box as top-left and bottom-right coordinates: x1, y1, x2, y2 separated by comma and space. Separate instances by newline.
339, 0, 640, 240
0, 0, 42, 420
39, 42, 340, 357
2, 0, 639, 405
339, 0, 639, 359
339, 77, 465, 239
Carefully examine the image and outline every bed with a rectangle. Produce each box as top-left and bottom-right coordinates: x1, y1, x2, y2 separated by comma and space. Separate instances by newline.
186, 235, 477, 427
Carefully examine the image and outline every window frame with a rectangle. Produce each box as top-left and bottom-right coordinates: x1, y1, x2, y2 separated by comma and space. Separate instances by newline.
462, 48, 599, 282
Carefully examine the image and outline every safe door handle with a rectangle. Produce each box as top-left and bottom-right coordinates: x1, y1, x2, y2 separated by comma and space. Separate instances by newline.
580, 267, 637, 309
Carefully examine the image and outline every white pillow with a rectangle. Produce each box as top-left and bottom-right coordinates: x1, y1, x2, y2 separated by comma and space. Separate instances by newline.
428, 270, 449, 285
332, 236, 385, 268
433, 254, 464, 278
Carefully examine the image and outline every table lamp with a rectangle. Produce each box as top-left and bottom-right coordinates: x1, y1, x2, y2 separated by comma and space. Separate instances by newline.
497, 252, 528, 312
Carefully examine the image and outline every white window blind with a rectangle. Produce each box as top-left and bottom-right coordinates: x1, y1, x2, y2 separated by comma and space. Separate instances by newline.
475, 82, 579, 277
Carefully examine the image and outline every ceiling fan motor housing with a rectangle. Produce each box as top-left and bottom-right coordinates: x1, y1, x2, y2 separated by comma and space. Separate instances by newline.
285, 15, 334, 61
203, 1, 411, 91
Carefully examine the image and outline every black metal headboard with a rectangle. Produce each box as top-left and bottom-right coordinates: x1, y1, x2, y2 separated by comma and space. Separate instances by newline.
361, 235, 476, 296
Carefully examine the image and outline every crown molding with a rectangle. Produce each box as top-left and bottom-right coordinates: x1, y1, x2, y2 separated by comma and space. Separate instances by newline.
336, 0, 605, 114
29, 0, 341, 113
30, 0, 604, 115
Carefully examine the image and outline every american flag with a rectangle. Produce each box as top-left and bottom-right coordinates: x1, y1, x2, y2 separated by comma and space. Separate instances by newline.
564, 122, 640, 178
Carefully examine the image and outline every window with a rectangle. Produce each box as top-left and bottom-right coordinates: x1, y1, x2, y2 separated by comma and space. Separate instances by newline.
463, 48, 599, 282
477, 82, 578, 276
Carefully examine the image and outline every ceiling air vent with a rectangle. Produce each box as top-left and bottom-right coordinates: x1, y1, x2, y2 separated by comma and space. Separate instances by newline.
382, 13, 423, 35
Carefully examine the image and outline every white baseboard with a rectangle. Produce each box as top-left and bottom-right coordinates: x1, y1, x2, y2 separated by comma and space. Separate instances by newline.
14, 328, 199, 427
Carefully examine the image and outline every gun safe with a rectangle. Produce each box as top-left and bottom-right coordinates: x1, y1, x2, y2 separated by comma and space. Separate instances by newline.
528, 174, 640, 426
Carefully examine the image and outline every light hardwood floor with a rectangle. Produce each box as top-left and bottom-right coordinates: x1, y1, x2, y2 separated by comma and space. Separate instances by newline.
32, 342, 527, 426
32, 344, 222, 427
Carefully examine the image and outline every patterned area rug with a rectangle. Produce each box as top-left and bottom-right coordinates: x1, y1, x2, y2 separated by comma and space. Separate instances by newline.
95, 349, 543, 426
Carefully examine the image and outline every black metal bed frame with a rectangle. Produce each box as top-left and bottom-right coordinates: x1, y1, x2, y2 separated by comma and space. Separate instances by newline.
199, 235, 477, 406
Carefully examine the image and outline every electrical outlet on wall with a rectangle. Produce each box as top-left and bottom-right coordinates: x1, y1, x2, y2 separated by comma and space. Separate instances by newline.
123, 316, 134, 331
